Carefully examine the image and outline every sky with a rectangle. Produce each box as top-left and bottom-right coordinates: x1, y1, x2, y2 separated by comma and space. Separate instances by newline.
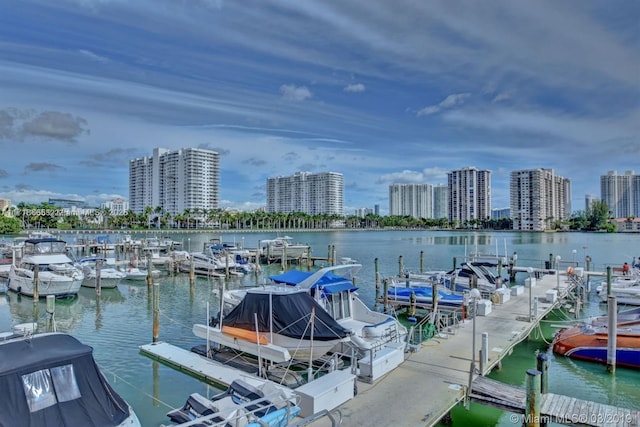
0, 1, 638, 215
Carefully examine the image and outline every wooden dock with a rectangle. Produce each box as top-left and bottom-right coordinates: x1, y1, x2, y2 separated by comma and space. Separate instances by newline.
471, 376, 640, 426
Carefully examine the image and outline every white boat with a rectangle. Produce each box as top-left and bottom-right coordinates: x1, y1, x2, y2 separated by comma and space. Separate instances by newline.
76, 257, 126, 289
122, 266, 159, 281
260, 236, 308, 263
7, 238, 84, 298
195, 286, 351, 362
166, 378, 300, 427
439, 261, 504, 294
0, 331, 141, 427
596, 277, 640, 305
210, 264, 408, 361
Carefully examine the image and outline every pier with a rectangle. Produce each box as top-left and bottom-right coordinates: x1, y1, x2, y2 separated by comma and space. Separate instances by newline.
316, 269, 634, 427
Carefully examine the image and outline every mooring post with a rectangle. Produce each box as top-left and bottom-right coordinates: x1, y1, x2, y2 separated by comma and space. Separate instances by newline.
420, 250, 424, 273
481, 332, 489, 374
45, 295, 56, 332
332, 246, 337, 266
307, 246, 312, 270
152, 281, 160, 343
146, 255, 153, 288
189, 254, 195, 285
606, 266, 612, 297
33, 267, 39, 302
383, 278, 389, 313
399, 255, 403, 277
536, 353, 549, 394
525, 369, 542, 427
96, 259, 102, 296
374, 258, 380, 302
607, 295, 617, 373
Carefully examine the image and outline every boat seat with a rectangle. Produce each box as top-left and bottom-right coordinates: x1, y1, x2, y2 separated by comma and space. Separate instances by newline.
166, 393, 218, 425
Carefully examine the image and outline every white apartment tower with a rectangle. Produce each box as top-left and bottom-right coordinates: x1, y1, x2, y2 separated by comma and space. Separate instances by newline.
433, 184, 449, 220
447, 167, 491, 225
129, 147, 219, 215
601, 170, 640, 218
389, 183, 434, 219
510, 168, 571, 231
266, 172, 344, 215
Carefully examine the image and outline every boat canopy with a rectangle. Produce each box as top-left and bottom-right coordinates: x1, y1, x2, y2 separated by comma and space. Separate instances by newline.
222, 290, 350, 341
0, 333, 130, 427
269, 270, 358, 293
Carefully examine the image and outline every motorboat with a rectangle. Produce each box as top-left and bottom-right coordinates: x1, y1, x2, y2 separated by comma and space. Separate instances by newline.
260, 236, 308, 263
386, 280, 464, 308
214, 264, 408, 361
194, 286, 351, 362
596, 276, 640, 306
76, 256, 126, 289
0, 332, 141, 426
439, 261, 505, 294
122, 266, 159, 281
166, 378, 300, 426
552, 307, 640, 369
7, 238, 84, 298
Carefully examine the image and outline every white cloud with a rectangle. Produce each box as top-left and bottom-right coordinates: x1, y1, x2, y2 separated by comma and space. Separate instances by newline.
417, 93, 471, 116
280, 84, 313, 101
344, 83, 365, 93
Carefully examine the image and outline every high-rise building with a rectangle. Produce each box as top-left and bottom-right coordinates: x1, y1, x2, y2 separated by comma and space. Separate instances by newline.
129, 147, 219, 215
433, 184, 449, 220
0, 198, 10, 214
266, 172, 344, 215
101, 198, 129, 215
447, 167, 491, 225
600, 170, 640, 218
388, 183, 433, 219
510, 168, 571, 231
585, 194, 598, 213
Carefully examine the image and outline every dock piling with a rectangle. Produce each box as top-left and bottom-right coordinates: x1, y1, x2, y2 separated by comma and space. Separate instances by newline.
525, 369, 542, 427
607, 295, 617, 373
536, 353, 549, 394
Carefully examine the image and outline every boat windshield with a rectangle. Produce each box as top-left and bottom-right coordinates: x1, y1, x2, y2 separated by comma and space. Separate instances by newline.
24, 240, 66, 255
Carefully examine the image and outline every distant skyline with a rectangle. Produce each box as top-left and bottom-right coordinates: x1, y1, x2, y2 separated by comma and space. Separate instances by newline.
1, 1, 638, 215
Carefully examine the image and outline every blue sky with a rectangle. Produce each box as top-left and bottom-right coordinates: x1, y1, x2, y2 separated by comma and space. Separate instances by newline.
1, 1, 638, 215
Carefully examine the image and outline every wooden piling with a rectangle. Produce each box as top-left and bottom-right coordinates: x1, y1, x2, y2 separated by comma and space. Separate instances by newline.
536, 353, 549, 394
146, 255, 153, 288
607, 295, 617, 373
399, 255, 403, 277
96, 259, 102, 296
152, 281, 160, 343
33, 267, 39, 301
525, 369, 542, 427
383, 278, 389, 313
606, 266, 612, 296
419, 250, 424, 273
374, 258, 380, 301
45, 295, 55, 332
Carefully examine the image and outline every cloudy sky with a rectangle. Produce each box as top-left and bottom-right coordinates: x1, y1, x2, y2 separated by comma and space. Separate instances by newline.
1, 1, 638, 214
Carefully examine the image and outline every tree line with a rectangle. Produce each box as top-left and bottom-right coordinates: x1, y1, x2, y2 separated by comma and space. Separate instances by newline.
0, 200, 620, 234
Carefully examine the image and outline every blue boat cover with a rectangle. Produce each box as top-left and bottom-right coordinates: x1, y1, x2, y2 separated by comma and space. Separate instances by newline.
269, 270, 358, 293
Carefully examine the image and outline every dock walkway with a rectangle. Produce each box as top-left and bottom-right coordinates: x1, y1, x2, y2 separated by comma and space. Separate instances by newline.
315, 271, 575, 426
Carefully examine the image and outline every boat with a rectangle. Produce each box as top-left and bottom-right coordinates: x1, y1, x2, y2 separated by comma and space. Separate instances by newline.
122, 266, 159, 281
0, 331, 141, 427
76, 256, 126, 289
596, 276, 640, 306
216, 264, 408, 360
552, 307, 640, 369
386, 281, 464, 308
7, 238, 84, 298
166, 378, 300, 426
438, 261, 505, 294
260, 236, 308, 263
195, 286, 351, 362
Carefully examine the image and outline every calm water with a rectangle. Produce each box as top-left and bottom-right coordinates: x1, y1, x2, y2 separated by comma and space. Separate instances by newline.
2, 230, 639, 426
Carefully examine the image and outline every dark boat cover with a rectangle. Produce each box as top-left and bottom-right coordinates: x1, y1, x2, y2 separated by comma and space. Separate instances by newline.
0, 333, 131, 427
222, 290, 350, 341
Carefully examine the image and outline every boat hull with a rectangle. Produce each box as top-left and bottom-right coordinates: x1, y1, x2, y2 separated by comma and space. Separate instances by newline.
553, 326, 640, 369
8, 270, 83, 298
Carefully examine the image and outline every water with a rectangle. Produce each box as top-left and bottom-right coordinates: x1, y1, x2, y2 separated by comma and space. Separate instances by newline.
1, 230, 639, 426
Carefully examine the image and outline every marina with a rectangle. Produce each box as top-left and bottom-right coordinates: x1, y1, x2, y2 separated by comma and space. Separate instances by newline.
0, 230, 639, 426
